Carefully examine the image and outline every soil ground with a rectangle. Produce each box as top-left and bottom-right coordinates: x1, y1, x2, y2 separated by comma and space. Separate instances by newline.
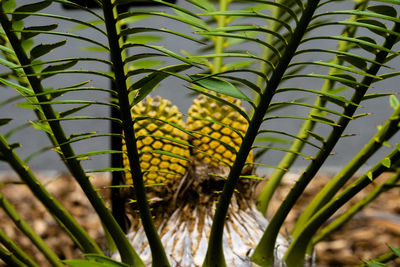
0, 172, 399, 266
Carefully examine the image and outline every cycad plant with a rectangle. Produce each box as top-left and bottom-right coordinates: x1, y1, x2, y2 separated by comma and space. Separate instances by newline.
0, 0, 399, 266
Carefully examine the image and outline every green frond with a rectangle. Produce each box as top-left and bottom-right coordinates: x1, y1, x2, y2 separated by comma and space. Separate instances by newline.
118, 10, 209, 31
186, 85, 252, 121
11, 1, 51, 21
263, 115, 339, 127
30, 38, 64, 58
26, 69, 114, 80
312, 10, 400, 25
288, 61, 381, 79
193, 52, 275, 70
295, 48, 390, 68
134, 116, 195, 138
18, 12, 106, 34
253, 145, 310, 157
220, 75, 262, 95
362, 93, 396, 101
198, 31, 282, 58
121, 27, 204, 45
269, 101, 353, 119
203, 10, 294, 33
44, 116, 122, 124
209, 25, 288, 45
52, 0, 104, 19
285, 147, 400, 266
192, 75, 252, 102
123, 43, 200, 66
137, 134, 193, 149
128, 63, 193, 105
257, 129, 321, 149
14, 30, 109, 51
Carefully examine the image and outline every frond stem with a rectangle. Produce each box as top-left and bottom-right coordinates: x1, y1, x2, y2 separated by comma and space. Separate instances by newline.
0, 191, 64, 267
202, 1, 321, 266
312, 169, 400, 245
284, 149, 400, 266
262, 18, 400, 267
212, 0, 230, 74
293, 102, 400, 235
0, 228, 39, 267
0, 3, 121, 259
102, 1, 168, 266
256, 0, 370, 216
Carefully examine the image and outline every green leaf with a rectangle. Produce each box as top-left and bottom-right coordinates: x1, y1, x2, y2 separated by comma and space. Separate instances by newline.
0, 44, 16, 55
276, 87, 359, 107
222, 75, 261, 95
367, 171, 373, 181
193, 76, 251, 102
29, 121, 52, 135
138, 134, 192, 148
382, 157, 391, 168
353, 113, 371, 119
0, 77, 34, 96
0, 118, 12, 126
338, 54, 367, 70
126, 35, 163, 44
118, 11, 209, 31
40, 60, 78, 79
258, 129, 321, 149
0, 57, 18, 69
13, 1, 52, 21
129, 59, 163, 70
356, 36, 378, 53
367, 5, 397, 18
129, 63, 192, 105
187, 0, 215, 12
356, 18, 388, 37
21, 24, 58, 40
24, 145, 52, 163
307, 130, 325, 143
254, 136, 291, 145
59, 104, 91, 118
140, 149, 189, 161
63, 260, 122, 267
310, 114, 336, 124
84, 254, 130, 267
66, 150, 123, 160
16, 101, 36, 110
331, 74, 358, 88
121, 27, 204, 45
21, 38, 34, 52
87, 168, 125, 173
389, 246, 400, 257
362, 93, 395, 101
30, 40, 67, 59
81, 46, 108, 52
252, 145, 310, 157
2, 0, 16, 13
187, 85, 251, 121
69, 20, 104, 31
363, 260, 388, 267
389, 95, 399, 109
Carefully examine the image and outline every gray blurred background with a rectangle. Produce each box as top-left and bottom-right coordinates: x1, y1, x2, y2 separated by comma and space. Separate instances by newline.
0, 1, 398, 175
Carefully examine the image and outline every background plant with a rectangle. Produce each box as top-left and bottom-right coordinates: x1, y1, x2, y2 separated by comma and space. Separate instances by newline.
0, 0, 399, 267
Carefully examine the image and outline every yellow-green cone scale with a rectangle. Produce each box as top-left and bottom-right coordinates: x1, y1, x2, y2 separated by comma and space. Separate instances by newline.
122, 96, 189, 186
187, 95, 253, 169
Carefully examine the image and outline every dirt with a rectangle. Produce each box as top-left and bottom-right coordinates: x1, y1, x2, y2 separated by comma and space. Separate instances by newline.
0, 171, 398, 266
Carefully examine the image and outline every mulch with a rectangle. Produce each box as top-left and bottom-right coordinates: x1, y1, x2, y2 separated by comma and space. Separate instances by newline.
0, 171, 398, 266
